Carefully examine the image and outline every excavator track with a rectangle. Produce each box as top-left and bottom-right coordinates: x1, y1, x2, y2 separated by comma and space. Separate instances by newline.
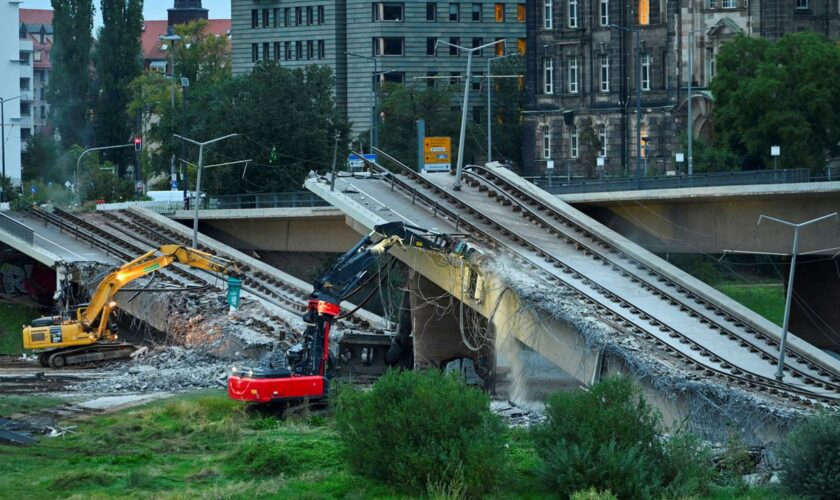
39, 344, 138, 368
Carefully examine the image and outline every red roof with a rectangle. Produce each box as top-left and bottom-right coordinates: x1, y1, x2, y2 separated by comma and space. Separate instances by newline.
20, 8, 54, 25
142, 19, 231, 63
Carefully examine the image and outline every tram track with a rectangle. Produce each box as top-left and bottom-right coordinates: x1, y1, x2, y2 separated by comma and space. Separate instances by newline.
350, 157, 840, 405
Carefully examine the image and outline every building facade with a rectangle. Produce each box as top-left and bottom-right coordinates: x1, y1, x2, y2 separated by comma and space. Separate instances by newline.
2, 1, 25, 183
19, 9, 54, 138
231, 0, 526, 136
524, 0, 840, 178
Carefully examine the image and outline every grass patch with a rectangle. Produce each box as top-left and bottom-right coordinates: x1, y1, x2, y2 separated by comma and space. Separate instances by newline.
715, 283, 784, 326
0, 395, 65, 416
0, 301, 43, 355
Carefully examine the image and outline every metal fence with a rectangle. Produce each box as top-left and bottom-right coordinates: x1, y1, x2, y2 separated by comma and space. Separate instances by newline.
207, 192, 330, 210
523, 168, 814, 195
0, 213, 34, 245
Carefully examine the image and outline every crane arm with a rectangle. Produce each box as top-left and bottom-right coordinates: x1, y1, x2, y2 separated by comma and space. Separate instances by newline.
79, 245, 241, 337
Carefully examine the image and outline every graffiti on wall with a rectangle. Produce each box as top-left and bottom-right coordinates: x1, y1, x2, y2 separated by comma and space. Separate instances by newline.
0, 260, 56, 304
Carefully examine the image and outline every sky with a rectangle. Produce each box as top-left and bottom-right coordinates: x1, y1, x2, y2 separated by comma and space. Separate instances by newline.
20, 0, 231, 28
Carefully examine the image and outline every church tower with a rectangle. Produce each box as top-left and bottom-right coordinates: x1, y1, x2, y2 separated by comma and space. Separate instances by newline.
167, 0, 208, 27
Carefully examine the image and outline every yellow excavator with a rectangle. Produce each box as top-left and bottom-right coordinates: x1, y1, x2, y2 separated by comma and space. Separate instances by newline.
23, 245, 243, 368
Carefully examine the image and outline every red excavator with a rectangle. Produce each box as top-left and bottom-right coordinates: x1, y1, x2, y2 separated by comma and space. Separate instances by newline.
227, 221, 462, 405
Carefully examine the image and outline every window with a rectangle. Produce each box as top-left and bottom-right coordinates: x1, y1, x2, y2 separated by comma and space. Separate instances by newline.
251, 43, 258, 62
517, 4, 526, 21
517, 38, 526, 54
568, 0, 577, 27
318, 5, 325, 23
40, 106, 45, 119
472, 72, 482, 90
544, 0, 552, 29
427, 2, 437, 20
495, 37, 505, 55
796, 0, 808, 8
598, 124, 607, 157
296, 41, 303, 59
251, 9, 258, 28
307, 40, 314, 59
568, 55, 578, 92
543, 57, 553, 94
20, 78, 29, 91
373, 2, 404, 21
570, 126, 578, 158
380, 72, 405, 84
274, 42, 281, 60
449, 37, 460, 55
34, 51, 41, 62
706, 0, 715, 8
472, 3, 482, 20
600, 0, 609, 25
262, 9, 269, 27
542, 127, 551, 159
285, 41, 292, 60
472, 37, 483, 55
285, 8, 291, 26
638, 0, 649, 24
427, 37, 437, 55
426, 71, 437, 87
296, 7, 303, 25
307, 6, 313, 24
450, 71, 460, 85
318, 40, 325, 59
641, 52, 650, 90
721, 0, 736, 7
263, 42, 269, 61
706, 47, 715, 82
495, 3, 505, 21
273, 8, 280, 27
600, 54, 610, 92
449, 3, 460, 20
20, 127, 30, 140
373, 37, 405, 56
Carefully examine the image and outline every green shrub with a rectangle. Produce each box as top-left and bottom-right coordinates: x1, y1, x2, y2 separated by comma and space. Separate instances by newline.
333, 369, 506, 496
716, 429, 755, 488
780, 412, 840, 500
534, 376, 714, 499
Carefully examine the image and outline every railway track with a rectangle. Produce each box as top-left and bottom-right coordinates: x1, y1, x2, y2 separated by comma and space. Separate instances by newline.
350, 156, 840, 406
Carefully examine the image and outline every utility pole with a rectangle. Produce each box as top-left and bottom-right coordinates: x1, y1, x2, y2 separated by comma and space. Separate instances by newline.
435, 38, 506, 191
330, 131, 339, 191
757, 212, 838, 381
686, 27, 706, 176
174, 133, 239, 247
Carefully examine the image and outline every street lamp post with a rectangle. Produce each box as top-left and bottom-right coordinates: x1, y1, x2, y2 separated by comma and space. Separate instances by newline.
174, 133, 239, 247
609, 25, 642, 188
159, 27, 182, 110
436, 38, 506, 191
487, 53, 520, 163
686, 27, 707, 176
345, 51, 381, 150
1, 94, 23, 201
75, 142, 137, 201
771, 145, 780, 170
757, 212, 837, 381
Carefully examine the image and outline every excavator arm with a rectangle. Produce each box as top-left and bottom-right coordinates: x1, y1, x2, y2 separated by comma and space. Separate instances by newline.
228, 221, 461, 404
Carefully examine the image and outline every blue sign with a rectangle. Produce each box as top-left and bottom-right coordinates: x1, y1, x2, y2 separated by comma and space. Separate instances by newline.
348, 153, 377, 170
171, 180, 179, 190
30, 186, 36, 194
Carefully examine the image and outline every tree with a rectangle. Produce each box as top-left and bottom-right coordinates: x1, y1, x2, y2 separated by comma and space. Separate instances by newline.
377, 83, 461, 170
48, 0, 94, 148
172, 19, 231, 86
712, 32, 840, 173
577, 117, 600, 178
94, 0, 144, 170
22, 132, 59, 182
174, 62, 349, 195
488, 56, 525, 166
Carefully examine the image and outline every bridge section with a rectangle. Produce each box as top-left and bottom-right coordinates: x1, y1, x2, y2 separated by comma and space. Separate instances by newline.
307, 164, 840, 441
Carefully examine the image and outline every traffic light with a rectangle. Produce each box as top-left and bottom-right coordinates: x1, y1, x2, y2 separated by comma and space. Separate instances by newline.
134, 137, 142, 152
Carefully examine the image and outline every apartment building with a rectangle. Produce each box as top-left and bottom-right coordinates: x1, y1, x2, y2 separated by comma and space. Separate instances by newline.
19, 9, 54, 137
231, 0, 526, 136
2, 1, 25, 183
524, 0, 840, 177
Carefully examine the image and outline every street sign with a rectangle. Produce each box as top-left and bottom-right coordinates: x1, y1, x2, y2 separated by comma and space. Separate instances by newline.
348, 153, 376, 171
423, 136, 451, 173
